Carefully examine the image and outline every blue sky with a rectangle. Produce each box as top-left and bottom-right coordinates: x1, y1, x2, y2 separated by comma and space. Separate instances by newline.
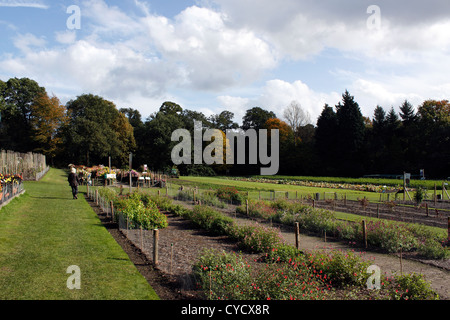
1, 0, 450, 124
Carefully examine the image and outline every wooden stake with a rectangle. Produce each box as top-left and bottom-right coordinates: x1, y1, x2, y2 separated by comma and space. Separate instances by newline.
295, 222, 300, 250
444, 184, 450, 200
170, 243, 174, 274
448, 217, 450, 243
140, 226, 143, 251
153, 229, 159, 265
110, 201, 114, 221
434, 183, 437, 206
246, 200, 249, 215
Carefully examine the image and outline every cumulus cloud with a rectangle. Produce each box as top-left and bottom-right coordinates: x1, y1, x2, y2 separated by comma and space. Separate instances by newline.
144, 6, 277, 90
1, 0, 450, 122
0, 0, 48, 9
0, 0, 279, 111
218, 79, 341, 124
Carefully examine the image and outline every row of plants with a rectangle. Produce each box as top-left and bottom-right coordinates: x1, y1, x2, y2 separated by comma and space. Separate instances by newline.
225, 176, 400, 193
0, 173, 24, 194
193, 246, 439, 300
236, 199, 450, 259
136, 193, 440, 300
175, 190, 227, 209
246, 175, 446, 191
96, 188, 168, 230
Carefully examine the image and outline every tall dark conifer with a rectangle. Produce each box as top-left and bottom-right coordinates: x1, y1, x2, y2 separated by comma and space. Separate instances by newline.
334, 90, 366, 176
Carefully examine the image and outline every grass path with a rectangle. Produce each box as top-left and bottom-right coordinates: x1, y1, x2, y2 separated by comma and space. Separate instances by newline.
0, 168, 159, 300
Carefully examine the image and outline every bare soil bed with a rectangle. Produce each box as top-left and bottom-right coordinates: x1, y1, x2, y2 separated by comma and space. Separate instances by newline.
88, 195, 450, 300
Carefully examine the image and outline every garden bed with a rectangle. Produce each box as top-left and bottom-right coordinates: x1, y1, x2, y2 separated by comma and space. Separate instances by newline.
88, 191, 448, 300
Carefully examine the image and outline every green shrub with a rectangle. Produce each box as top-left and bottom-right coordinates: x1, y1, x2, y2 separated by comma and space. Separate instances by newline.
417, 238, 450, 259
305, 250, 371, 288
265, 244, 303, 263
113, 193, 168, 230
190, 205, 234, 235
255, 261, 330, 300
193, 249, 330, 300
138, 201, 169, 230
228, 223, 284, 253
414, 186, 426, 204
216, 186, 245, 205
237, 199, 278, 220
97, 187, 118, 202
193, 249, 253, 300
390, 273, 439, 300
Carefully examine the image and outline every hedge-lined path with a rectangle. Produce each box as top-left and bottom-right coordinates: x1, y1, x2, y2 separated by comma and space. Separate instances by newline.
0, 168, 159, 300
171, 199, 450, 300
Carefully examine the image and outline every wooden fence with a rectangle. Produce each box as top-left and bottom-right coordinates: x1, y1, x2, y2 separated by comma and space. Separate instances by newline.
0, 150, 48, 181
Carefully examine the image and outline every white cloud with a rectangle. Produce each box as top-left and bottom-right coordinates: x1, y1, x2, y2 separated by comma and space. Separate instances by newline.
218, 79, 341, 124
217, 95, 251, 122
144, 5, 278, 90
0, 0, 48, 9
55, 30, 76, 44
13, 33, 46, 53
2, 0, 450, 125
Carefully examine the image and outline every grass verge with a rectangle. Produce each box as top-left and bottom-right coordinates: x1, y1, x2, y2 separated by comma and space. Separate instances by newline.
0, 168, 159, 300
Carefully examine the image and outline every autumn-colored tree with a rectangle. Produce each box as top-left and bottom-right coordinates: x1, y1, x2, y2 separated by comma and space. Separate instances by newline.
210, 129, 232, 174
111, 112, 137, 167
30, 93, 68, 162
264, 118, 294, 143
418, 100, 450, 124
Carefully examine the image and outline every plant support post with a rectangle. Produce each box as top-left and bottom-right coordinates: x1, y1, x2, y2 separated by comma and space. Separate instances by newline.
153, 229, 159, 265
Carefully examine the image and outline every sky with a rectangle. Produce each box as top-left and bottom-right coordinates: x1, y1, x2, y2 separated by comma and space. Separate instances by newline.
1, 0, 450, 124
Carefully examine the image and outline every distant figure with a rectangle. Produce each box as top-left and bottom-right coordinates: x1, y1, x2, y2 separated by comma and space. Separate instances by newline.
68, 168, 80, 200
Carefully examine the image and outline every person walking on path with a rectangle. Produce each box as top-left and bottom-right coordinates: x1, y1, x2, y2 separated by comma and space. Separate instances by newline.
68, 167, 80, 200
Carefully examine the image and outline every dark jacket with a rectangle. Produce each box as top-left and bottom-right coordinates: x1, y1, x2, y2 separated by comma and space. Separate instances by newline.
68, 173, 80, 187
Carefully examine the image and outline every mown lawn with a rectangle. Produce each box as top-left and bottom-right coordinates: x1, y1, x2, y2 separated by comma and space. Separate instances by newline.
0, 168, 159, 300
177, 176, 383, 201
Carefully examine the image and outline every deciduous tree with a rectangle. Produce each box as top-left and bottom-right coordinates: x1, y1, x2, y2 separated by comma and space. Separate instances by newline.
30, 93, 68, 163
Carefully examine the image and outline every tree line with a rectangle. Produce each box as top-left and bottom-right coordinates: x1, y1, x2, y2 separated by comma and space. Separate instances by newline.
0, 77, 448, 178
